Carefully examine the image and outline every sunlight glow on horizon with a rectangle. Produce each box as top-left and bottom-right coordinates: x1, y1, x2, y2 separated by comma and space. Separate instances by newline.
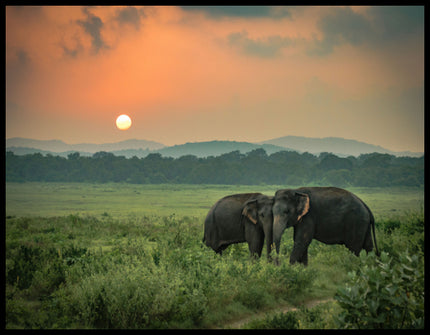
5, 6, 424, 152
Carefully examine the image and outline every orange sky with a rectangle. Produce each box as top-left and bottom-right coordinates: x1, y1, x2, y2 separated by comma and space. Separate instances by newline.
6, 6, 424, 152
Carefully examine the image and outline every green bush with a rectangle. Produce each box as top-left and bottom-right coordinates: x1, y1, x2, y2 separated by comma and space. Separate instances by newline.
237, 279, 270, 309
335, 250, 424, 329
378, 207, 423, 236
62, 263, 208, 329
377, 207, 424, 257
6, 208, 423, 329
269, 261, 317, 299
378, 218, 401, 234
244, 311, 299, 329
296, 301, 341, 329
6, 245, 41, 289
401, 207, 424, 235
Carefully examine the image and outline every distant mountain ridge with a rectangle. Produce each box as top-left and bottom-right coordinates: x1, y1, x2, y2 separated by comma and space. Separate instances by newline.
6, 138, 165, 153
259, 136, 422, 157
155, 141, 290, 158
5, 139, 290, 159
6, 136, 423, 158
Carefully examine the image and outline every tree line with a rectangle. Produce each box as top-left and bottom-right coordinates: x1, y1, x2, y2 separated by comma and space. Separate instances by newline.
5, 149, 424, 187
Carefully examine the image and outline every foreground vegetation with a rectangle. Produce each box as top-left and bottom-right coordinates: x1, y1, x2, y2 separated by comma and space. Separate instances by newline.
5, 183, 424, 329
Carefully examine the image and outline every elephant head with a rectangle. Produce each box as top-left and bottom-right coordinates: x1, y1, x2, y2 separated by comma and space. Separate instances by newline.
272, 190, 310, 255
241, 195, 275, 257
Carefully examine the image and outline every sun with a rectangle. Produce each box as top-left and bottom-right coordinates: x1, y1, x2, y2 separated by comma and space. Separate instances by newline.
116, 114, 132, 130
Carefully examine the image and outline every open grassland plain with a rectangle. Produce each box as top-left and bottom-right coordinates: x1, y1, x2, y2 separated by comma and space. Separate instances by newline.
5, 183, 424, 329
5, 182, 424, 219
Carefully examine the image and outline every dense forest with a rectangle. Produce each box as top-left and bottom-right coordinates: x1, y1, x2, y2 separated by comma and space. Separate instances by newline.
6, 149, 424, 187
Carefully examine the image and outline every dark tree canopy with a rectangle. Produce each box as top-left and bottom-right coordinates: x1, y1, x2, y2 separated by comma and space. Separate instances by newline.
5, 150, 424, 187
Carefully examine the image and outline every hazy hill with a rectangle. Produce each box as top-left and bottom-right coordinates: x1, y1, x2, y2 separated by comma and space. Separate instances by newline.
154, 141, 290, 158
6, 136, 423, 158
5, 147, 92, 157
260, 136, 423, 157
6, 138, 165, 153
5, 138, 290, 158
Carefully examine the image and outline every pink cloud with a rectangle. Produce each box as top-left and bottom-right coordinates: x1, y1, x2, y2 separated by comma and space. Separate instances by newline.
6, 6, 424, 151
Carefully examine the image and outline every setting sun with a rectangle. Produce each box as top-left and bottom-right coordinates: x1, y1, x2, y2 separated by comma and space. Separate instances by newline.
116, 114, 132, 130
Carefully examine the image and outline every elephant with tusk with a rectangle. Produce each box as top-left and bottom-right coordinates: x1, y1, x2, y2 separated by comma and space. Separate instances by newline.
272, 187, 379, 265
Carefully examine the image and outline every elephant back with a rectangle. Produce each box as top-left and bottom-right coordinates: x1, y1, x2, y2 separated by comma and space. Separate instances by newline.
203, 193, 262, 251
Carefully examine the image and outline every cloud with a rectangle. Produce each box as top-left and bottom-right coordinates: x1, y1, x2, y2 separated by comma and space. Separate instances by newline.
308, 7, 372, 56
308, 6, 424, 57
181, 6, 292, 19
227, 31, 293, 58
61, 45, 80, 58
368, 6, 424, 40
5, 6, 424, 152
16, 49, 30, 65
115, 6, 144, 29
59, 33, 84, 59
77, 7, 109, 53
6, 49, 31, 96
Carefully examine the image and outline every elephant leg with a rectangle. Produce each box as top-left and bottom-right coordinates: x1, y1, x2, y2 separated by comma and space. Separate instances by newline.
290, 242, 310, 265
216, 243, 229, 256
245, 224, 264, 258
362, 226, 374, 253
263, 223, 274, 261
298, 246, 309, 266
290, 224, 312, 265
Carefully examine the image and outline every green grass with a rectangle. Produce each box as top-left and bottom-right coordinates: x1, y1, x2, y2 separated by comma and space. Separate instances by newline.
6, 183, 278, 218
5, 183, 424, 329
5, 183, 423, 219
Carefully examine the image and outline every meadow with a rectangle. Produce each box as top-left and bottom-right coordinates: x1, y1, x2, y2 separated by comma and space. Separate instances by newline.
5, 182, 424, 219
5, 183, 424, 329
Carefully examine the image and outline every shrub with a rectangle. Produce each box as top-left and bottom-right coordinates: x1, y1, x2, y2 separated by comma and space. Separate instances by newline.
378, 218, 401, 234
237, 281, 270, 309
378, 207, 423, 236
244, 311, 299, 329
377, 209, 424, 259
297, 301, 340, 329
64, 262, 208, 329
335, 250, 424, 329
401, 207, 424, 236
269, 262, 317, 299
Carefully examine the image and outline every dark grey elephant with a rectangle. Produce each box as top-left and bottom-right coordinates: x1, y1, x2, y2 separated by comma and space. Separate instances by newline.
203, 193, 274, 259
273, 187, 379, 265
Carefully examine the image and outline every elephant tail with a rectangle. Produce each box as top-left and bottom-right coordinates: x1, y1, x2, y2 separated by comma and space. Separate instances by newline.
370, 212, 380, 257
362, 201, 379, 257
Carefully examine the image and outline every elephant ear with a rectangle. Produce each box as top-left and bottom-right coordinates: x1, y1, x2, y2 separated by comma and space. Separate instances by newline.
295, 192, 310, 222
242, 199, 258, 225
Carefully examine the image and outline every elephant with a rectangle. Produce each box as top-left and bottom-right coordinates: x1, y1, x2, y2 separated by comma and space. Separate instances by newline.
203, 193, 274, 259
272, 187, 379, 265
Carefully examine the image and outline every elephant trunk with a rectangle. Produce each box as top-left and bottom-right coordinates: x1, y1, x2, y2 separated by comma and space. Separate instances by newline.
263, 220, 274, 260
273, 214, 285, 256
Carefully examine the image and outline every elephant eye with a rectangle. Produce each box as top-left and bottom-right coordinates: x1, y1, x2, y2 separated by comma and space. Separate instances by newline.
260, 212, 265, 218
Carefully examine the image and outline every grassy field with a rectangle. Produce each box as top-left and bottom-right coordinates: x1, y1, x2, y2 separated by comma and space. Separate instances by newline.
5, 183, 424, 329
6, 182, 424, 219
